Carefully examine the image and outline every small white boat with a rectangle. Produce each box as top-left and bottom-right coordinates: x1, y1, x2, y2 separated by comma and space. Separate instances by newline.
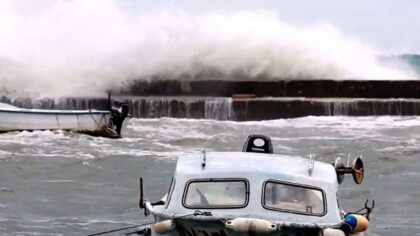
117, 135, 374, 236
0, 98, 129, 138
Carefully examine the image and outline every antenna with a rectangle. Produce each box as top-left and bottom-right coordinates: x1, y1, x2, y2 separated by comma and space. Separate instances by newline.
107, 93, 112, 111
201, 149, 206, 169
346, 154, 351, 166
308, 154, 314, 176
139, 178, 144, 209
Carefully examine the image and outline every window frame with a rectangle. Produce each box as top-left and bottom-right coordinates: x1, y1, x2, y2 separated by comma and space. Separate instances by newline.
261, 179, 327, 216
182, 178, 250, 209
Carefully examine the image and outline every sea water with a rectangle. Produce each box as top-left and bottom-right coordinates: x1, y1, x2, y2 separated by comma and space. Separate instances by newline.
0, 116, 419, 235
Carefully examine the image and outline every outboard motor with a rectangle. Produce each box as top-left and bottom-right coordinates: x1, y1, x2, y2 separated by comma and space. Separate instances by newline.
242, 134, 273, 154
107, 94, 129, 136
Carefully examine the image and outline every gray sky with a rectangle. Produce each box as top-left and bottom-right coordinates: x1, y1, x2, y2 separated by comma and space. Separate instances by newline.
123, 0, 420, 54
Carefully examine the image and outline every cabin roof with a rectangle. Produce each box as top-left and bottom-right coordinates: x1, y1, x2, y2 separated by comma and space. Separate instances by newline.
175, 152, 338, 186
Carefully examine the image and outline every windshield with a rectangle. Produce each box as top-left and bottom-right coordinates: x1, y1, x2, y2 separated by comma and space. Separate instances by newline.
263, 181, 325, 215
183, 179, 248, 208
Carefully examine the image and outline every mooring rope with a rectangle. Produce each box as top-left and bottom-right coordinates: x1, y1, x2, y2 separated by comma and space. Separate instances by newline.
88, 112, 103, 131
87, 211, 208, 236
87, 221, 154, 236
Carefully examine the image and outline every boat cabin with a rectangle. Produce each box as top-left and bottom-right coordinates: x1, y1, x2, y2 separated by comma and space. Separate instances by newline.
161, 151, 341, 225
138, 135, 371, 236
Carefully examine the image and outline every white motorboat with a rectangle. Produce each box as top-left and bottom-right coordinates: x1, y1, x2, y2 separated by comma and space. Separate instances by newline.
0, 98, 129, 138
120, 135, 374, 236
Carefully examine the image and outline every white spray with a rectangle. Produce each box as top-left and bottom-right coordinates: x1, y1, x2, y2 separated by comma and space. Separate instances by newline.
0, 0, 416, 97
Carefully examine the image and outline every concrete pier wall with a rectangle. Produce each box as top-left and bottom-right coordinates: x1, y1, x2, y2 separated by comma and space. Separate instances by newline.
2, 79, 420, 120
3, 96, 420, 121
232, 98, 420, 120
121, 80, 420, 98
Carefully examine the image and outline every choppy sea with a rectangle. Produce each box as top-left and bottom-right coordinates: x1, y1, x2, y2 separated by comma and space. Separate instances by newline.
0, 116, 419, 236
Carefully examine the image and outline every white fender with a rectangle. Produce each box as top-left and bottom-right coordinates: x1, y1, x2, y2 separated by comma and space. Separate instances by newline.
322, 228, 345, 236
153, 220, 176, 234
225, 218, 277, 234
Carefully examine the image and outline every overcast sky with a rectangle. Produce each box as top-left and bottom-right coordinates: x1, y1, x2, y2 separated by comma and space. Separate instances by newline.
121, 0, 420, 54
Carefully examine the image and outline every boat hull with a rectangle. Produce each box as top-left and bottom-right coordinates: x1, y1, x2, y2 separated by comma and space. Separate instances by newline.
0, 108, 114, 136
171, 219, 322, 236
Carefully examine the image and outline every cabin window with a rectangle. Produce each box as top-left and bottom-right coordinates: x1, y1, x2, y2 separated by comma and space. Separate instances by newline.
263, 181, 326, 216
183, 179, 249, 209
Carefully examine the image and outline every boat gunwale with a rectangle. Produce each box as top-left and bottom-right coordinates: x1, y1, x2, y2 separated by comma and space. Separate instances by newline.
0, 108, 110, 115
146, 202, 342, 228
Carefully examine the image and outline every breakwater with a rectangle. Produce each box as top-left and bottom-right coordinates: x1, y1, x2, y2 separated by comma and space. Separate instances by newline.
121, 80, 420, 98
2, 97, 420, 121
2, 80, 420, 120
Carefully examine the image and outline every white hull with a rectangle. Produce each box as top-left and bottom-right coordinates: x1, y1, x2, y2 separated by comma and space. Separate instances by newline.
0, 107, 112, 133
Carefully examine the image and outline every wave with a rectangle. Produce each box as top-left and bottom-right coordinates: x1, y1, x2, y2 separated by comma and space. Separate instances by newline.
0, 0, 416, 97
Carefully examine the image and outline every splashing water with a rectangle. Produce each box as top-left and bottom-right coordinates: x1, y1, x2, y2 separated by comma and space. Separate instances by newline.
0, 117, 420, 235
0, 0, 416, 98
